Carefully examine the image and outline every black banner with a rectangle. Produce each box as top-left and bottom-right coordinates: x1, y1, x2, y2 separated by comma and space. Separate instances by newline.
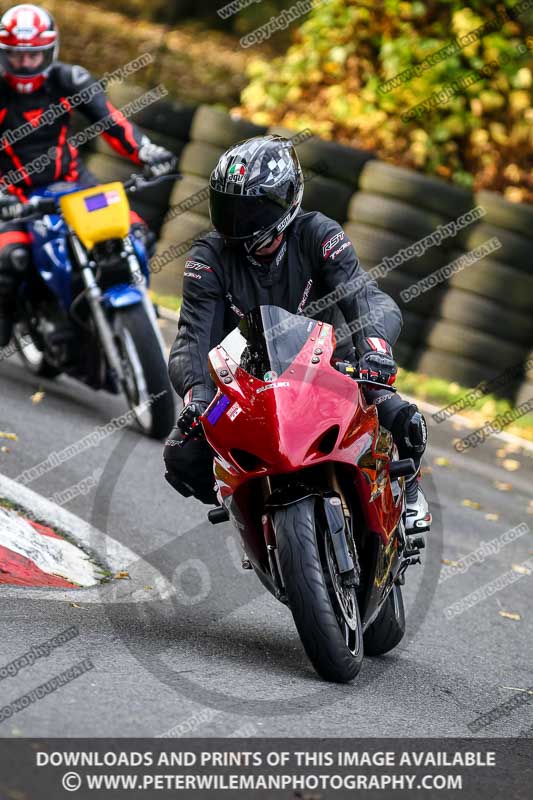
0, 738, 531, 798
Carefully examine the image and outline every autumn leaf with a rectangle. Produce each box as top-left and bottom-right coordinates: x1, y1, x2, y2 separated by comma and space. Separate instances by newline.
115, 571, 130, 580
0, 431, 18, 441
442, 558, 460, 567
462, 499, 482, 510
494, 481, 513, 492
31, 391, 45, 404
511, 564, 531, 575
434, 457, 449, 467
498, 611, 521, 621
485, 513, 500, 521
502, 459, 521, 472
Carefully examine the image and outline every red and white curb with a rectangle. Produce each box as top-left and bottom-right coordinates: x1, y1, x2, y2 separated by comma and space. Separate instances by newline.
0, 507, 102, 588
0, 472, 175, 602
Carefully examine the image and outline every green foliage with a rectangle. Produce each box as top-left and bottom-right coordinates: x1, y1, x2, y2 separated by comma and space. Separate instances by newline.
239, 0, 533, 198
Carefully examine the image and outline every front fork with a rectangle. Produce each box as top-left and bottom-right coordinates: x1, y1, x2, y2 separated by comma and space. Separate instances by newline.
122, 237, 166, 354
70, 234, 125, 388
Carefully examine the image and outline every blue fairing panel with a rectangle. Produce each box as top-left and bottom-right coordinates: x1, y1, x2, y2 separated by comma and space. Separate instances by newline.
102, 285, 144, 308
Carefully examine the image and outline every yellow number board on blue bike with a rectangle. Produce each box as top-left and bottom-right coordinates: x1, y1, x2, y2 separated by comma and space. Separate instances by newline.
59, 182, 130, 251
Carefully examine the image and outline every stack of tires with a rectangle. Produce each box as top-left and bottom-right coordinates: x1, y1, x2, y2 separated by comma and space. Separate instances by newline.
268, 125, 374, 223
344, 161, 473, 371
80, 83, 195, 237
417, 189, 533, 399
152, 105, 267, 297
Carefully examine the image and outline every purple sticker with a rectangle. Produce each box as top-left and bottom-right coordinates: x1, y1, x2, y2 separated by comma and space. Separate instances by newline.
207, 395, 230, 425
85, 193, 108, 212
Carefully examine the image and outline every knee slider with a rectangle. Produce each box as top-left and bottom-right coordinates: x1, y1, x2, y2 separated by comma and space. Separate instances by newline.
391, 404, 428, 459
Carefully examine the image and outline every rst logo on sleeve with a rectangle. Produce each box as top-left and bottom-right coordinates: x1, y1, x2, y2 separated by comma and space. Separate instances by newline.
183, 261, 213, 280
322, 231, 345, 259
184, 260, 213, 272
330, 241, 351, 260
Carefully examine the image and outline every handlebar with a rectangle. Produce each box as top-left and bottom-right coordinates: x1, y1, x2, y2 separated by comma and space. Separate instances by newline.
124, 172, 181, 194
335, 361, 397, 392
177, 418, 205, 448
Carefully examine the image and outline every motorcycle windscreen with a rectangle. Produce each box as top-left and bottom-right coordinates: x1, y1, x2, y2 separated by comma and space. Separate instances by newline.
220, 305, 318, 380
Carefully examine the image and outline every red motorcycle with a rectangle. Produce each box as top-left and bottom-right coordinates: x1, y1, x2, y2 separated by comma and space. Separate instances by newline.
187, 306, 425, 683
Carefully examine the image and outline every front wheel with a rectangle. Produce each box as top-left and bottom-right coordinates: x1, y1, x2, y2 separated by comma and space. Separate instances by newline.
113, 304, 175, 439
273, 497, 363, 683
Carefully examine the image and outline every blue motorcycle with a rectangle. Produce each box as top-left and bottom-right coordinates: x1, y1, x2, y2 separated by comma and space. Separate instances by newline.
8, 174, 176, 439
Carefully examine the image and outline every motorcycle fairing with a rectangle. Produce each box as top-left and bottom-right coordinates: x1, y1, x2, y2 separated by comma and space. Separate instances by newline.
202, 306, 402, 541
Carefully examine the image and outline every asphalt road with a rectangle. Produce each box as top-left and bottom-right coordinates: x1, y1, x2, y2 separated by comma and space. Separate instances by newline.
0, 318, 532, 738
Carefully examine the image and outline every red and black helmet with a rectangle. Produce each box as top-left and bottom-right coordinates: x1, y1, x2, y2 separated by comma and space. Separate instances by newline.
209, 135, 304, 255
0, 4, 58, 93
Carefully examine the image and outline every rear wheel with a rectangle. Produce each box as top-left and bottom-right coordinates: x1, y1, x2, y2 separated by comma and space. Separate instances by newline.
363, 583, 405, 656
113, 304, 175, 439
12, 322, 61, 378
273, 497, 363, 683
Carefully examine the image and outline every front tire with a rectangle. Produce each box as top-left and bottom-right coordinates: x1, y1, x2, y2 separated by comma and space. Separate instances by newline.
273, 497, 363, 683
363, 583, 405, 656
113, 304, 175, 439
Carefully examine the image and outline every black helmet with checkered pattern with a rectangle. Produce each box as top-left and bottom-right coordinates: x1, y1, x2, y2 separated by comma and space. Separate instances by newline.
209, 134, 304, 255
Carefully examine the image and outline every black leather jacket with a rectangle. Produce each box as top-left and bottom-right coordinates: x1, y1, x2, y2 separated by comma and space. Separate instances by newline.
169, 210, 403, 403
0, 62, 146, 199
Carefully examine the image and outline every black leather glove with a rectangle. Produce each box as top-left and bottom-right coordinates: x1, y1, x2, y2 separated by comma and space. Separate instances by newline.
138, 139, 177, 179
177, 400, 209, 437
357, 337, 397, 386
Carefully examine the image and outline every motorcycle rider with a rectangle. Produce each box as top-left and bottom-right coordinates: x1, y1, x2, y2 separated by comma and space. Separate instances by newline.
164, 135, 431, 534
0, 3, 177, 348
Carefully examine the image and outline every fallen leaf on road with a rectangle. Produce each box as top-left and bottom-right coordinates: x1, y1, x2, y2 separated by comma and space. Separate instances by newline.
143, 585, 153, 590
496, 448, 508, 458
502, 459, 521, 472
0, 446, 9, 453
512, 564, 531, 575
69, 602, 82, 608
434, 457, 449, 467
441, 559, 460, 567
485, 513, 500, 521
494, 481, 513, 492
0, 431, 17, 441
31, 391, 45, 404
462, 499, 482, 510
115, 571, 130, 580
498, 611, 521, 621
